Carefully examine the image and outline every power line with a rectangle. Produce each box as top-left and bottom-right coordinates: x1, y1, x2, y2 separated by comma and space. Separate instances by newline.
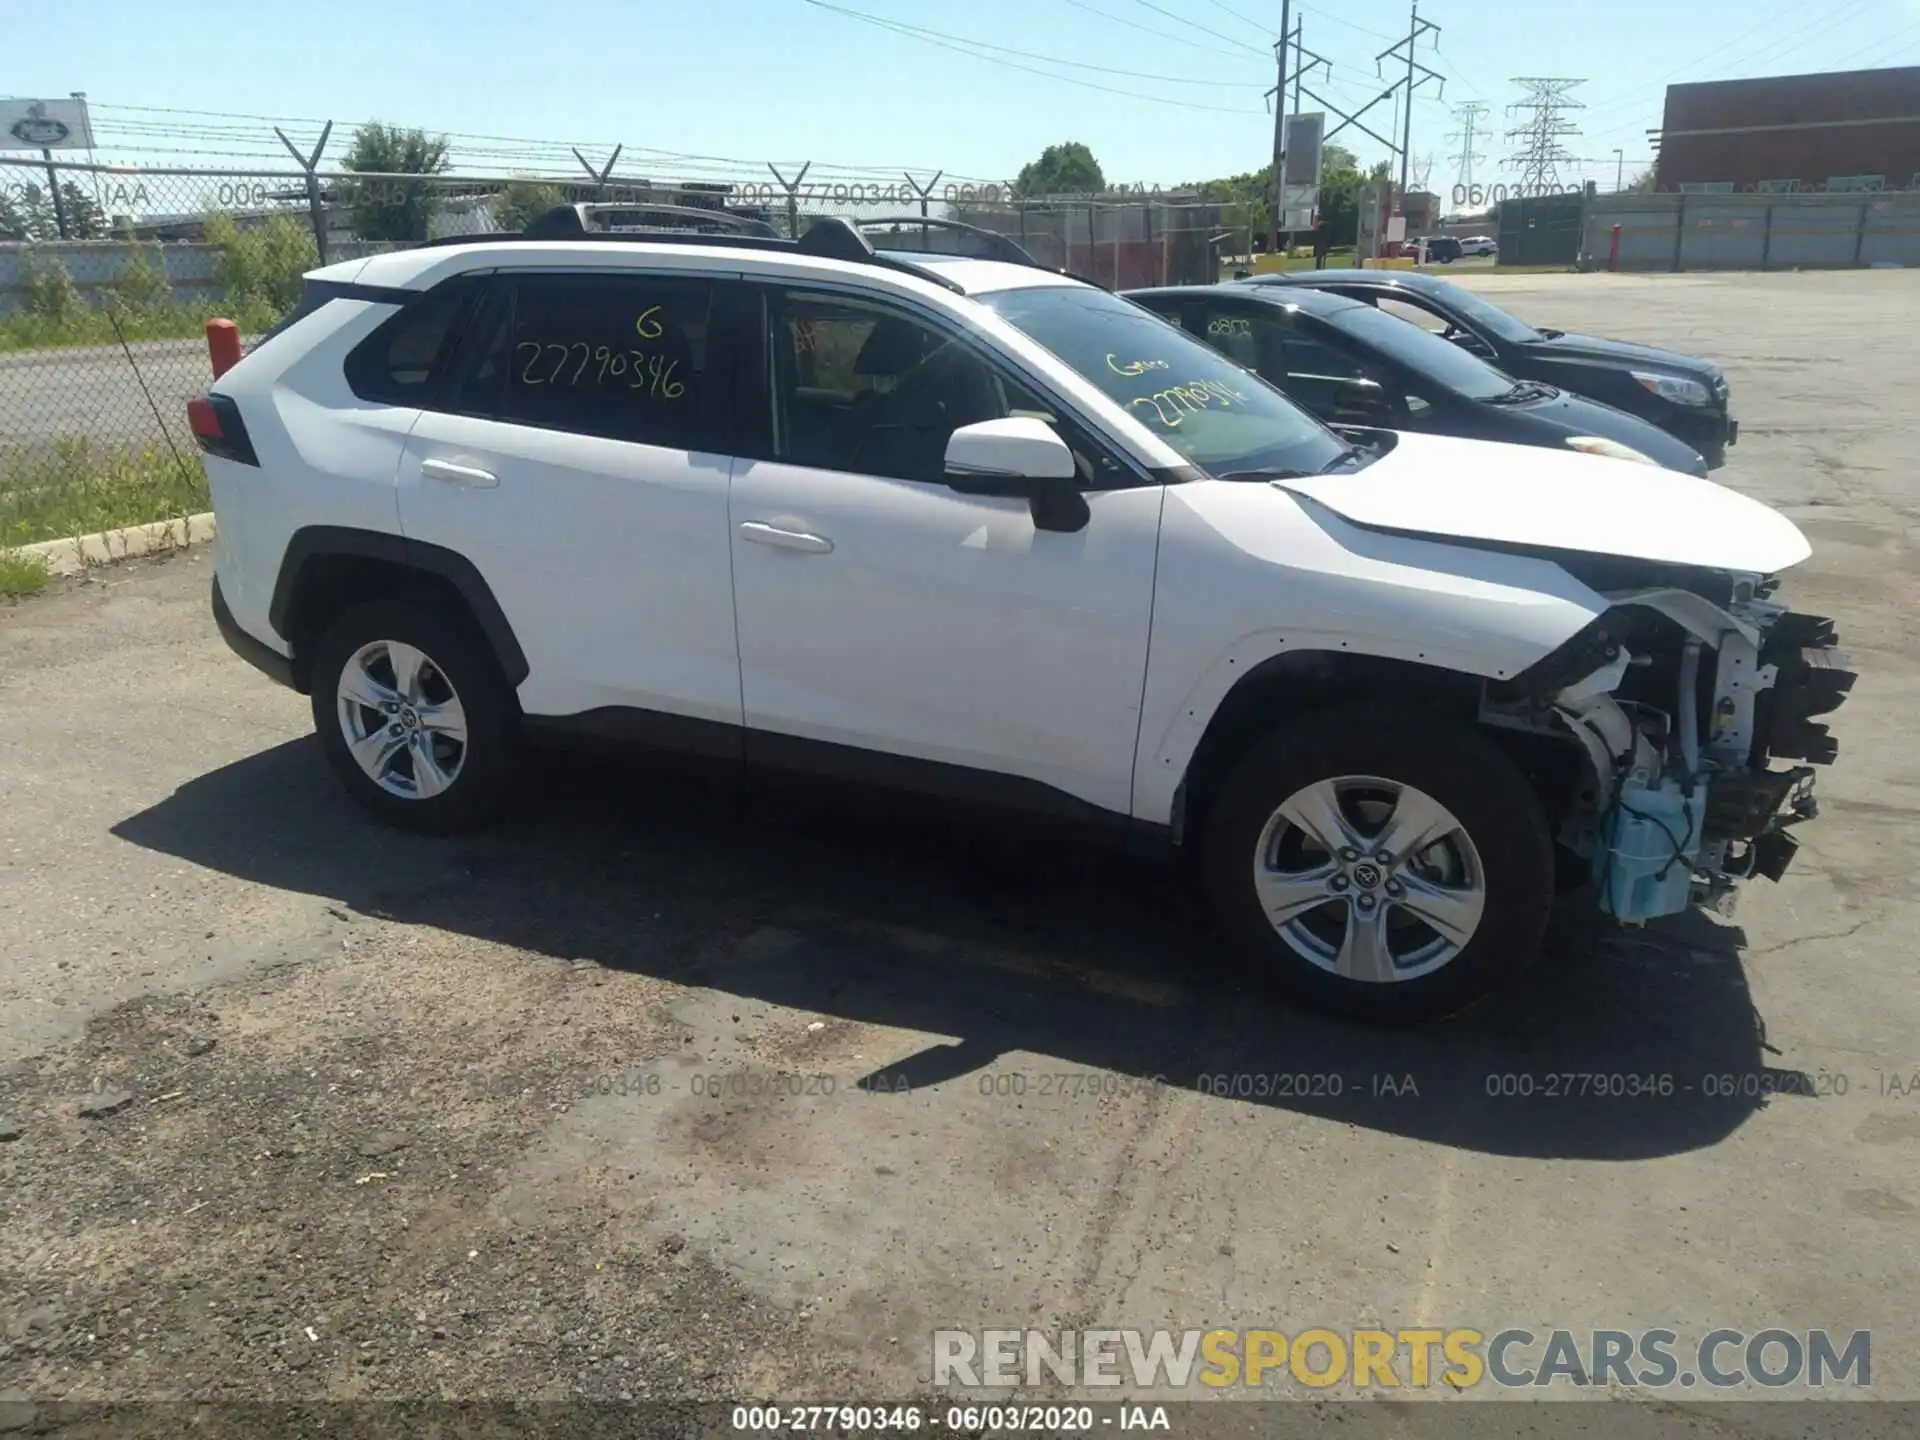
800, 0, 1267, 86
797, 0, 1265, 112
1126, 0, 1276, 58
1298, 5, 1399, 42
1055, 0, 1273, 60
1504, 78, 1585, 191
1194, 0, 1275, 36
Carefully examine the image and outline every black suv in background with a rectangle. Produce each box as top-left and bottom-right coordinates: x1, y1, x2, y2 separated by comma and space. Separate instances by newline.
1238, 269, 1739, 467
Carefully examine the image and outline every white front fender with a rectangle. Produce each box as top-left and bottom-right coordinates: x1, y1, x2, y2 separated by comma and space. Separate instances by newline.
1133, 481, 1610, 827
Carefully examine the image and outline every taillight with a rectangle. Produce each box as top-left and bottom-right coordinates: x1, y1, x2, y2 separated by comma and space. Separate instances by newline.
187, 393, 258, 466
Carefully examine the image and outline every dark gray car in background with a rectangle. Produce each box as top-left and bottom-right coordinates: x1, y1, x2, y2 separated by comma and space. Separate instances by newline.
1126, 283, 1711, 477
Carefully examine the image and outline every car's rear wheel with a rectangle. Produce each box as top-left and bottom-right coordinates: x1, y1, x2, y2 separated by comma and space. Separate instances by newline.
309, 599, 515, 833
1202, 704, 1554, 1023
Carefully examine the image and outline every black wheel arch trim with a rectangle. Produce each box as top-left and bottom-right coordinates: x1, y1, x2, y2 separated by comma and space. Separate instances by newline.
268, 526, 531, 689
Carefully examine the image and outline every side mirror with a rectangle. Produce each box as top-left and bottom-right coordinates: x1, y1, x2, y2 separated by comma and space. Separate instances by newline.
1334, 378, 1394, 425
944, 418, 1089, 534
1449, 331, 1494, 358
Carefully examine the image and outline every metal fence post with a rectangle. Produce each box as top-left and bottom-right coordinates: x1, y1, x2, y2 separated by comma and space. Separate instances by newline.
41, 150, 71, 239
903, 170, 942, 249
1760, 203, 1774, 271
1853, 199, 1871, 267
769, 162, 810, 238
275, 122, 333, 264
573, 146, 623, 202
1671, 192, 1686, 273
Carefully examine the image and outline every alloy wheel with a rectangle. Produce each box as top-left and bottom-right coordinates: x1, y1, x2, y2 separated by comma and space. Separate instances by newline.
335, 639, 469, 800
1251, 774, 1487, 984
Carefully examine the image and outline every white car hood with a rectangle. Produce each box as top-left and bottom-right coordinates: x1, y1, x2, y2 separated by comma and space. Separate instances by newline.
1277, 430, 1811, 575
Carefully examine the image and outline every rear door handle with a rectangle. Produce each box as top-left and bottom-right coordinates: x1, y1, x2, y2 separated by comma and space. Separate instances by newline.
420, 458, 499, 489
737, 521, 833, 554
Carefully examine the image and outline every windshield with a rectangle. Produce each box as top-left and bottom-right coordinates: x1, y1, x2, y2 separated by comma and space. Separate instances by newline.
1420, 279, 1543, 345
1323, 303, 1518, 402
980, 285, 1346, 477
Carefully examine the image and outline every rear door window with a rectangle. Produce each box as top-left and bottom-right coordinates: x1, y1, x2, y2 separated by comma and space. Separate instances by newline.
449, 272, 717, 449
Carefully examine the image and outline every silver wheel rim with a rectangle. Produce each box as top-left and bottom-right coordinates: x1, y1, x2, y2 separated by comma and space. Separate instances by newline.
335, 639, 468, 800
1251, 774, 1486, 984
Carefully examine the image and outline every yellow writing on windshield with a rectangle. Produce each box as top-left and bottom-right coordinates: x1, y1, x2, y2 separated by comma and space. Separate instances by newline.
1128, 378, 1248, 428
1107, 353, 1171, 377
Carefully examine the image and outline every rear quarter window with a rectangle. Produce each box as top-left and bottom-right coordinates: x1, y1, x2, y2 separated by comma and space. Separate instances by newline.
342, 281, 476, 405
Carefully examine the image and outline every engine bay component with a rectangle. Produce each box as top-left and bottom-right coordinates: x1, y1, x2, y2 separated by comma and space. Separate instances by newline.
1535, 581, 1853, 928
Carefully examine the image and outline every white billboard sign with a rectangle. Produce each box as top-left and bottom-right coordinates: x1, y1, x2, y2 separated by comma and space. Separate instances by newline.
2, 98, 95, 151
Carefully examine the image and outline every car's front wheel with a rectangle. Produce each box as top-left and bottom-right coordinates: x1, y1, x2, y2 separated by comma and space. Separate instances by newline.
309, 599, 515, 833
1202, 704, 1555, 1022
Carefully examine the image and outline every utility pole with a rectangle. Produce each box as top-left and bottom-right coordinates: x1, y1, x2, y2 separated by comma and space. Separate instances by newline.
1266, 19, 1331, 254
1614, 147, 1624, 192
1374, 2, 1443, 230
1268, 0, 1292, 255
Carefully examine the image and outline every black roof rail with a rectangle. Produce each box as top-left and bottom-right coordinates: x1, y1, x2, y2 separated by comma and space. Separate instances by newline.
392, 208, 971, 296
524, 201, 780, 238
852, 215, 1040, 266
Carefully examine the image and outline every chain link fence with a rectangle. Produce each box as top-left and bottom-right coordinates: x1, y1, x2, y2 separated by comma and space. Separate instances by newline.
0, 155, 1249, 558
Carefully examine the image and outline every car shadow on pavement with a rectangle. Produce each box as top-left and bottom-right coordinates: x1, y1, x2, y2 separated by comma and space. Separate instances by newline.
111, 737, 1813, 1161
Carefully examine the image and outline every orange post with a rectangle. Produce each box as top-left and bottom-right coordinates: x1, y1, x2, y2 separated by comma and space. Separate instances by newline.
206, 318, 242, 379
1607, 223, 1623, 272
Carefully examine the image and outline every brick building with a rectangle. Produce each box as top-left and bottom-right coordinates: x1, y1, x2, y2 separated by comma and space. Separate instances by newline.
1654, 66, 1920, 193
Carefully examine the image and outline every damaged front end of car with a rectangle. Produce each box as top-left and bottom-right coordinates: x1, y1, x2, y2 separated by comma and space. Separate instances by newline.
1481, 564, 1854, 924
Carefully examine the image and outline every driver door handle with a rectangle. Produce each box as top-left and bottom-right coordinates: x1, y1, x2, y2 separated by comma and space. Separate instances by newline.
420, 458, 499, 489
738, 521, 833, 554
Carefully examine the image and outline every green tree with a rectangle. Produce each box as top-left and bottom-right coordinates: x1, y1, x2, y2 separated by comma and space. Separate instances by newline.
1015, 142, 1105, 198
1624, 166, 1657, 193
56, 181, 107, 239
0, 189, 31, 241
205, 212, 317, 322
0, 180, 106, 241
1177, 145, 1372, 249
340, 122, 452, 242
490, 180, 565, 232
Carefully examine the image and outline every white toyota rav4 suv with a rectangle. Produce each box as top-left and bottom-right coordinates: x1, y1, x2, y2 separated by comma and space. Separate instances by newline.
194, 206, 1851, 1022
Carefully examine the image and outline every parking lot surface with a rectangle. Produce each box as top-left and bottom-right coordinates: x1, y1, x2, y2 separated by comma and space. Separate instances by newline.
3, 269, 1918, 1421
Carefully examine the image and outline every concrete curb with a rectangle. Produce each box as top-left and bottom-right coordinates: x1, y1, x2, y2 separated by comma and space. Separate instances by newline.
14, 512, 217, 578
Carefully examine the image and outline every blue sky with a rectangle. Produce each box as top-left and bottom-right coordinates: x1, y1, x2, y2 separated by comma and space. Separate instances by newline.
9, 0, 1920, 194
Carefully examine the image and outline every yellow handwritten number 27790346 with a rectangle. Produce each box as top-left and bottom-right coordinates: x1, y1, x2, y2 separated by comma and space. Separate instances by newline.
511, 309, 682, 398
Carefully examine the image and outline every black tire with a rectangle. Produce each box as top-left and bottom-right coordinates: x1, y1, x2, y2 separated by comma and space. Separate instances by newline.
308, 597, 516, 834
1201, 702, 1554, 1023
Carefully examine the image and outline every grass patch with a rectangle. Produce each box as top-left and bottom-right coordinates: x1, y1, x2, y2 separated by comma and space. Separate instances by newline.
2, 439, 209, 547
0, 547, 50, 598
0, 301, 277, 355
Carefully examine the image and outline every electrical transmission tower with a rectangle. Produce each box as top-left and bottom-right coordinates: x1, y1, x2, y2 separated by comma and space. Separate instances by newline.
1376, 2, 1444, 201
1504, 78, 1585, 193
1447, 101, 1488, 199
